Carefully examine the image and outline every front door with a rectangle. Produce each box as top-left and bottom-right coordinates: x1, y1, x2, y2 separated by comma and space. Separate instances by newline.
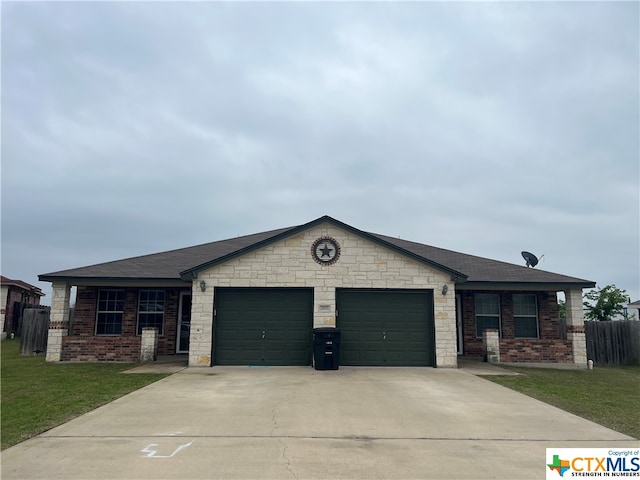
177, 292, 191, 353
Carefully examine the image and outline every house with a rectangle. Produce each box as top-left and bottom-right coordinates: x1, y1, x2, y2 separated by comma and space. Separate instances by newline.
1, 276, 45, 338
625, 300, 640, 320
39, 216, 594, 367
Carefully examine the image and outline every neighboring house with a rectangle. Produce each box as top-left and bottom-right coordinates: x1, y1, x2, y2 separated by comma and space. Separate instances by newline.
1, 276, 45, 338
626, 300, 640, 319
39, 216, 594, 367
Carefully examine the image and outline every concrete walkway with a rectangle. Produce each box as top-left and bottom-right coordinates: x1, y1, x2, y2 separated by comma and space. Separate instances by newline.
2, 367, 636, 479
122, 357, 517, 376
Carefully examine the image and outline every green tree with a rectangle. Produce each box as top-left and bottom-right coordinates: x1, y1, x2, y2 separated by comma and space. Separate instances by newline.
583, 285, 630, 321
558, 299, 566, 320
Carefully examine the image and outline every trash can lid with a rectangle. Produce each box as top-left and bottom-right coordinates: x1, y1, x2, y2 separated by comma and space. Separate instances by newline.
313, 327, 340, 333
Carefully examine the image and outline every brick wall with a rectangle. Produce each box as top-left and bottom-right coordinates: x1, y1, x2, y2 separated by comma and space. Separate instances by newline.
61, 336, 141, 362
499, 339, 573, 363
66, 286, 186, 361
460, 290, 571, 363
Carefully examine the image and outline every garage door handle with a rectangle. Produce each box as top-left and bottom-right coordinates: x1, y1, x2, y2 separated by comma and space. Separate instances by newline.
382, 332, 386, 340
262, 331, 266, 339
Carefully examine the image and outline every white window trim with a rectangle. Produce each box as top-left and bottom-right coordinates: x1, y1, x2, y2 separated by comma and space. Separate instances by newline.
475, 293, 501, 338
136, 290, 166, 336
95, 289, 125, 336
513, 294, 539, 339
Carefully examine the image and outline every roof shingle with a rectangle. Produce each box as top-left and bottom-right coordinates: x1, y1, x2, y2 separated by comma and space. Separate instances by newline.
39, 217, 594, 288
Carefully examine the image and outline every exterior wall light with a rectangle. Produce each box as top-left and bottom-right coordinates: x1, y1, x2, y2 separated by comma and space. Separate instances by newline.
442, 284, 448, 296
200, 280, 206, 292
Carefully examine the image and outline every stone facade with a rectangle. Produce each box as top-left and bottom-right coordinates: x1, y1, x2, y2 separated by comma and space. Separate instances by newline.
483, 329, 500, 363
140, 327, 159, 362
189, 223, 457, 368
565, 288, 587, 366
46, 282, 71, 362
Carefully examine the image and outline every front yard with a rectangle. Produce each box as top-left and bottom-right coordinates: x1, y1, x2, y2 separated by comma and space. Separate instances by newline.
1, 339, 168, 449
2, 337, 638, 450
483, 365, 640, 439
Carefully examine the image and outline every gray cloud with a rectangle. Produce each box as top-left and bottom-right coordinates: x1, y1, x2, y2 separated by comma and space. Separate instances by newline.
2, 2, 638, 302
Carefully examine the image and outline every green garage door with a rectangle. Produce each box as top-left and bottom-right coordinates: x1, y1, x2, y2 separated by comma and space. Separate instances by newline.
214, 288, 313, 366
337, 289, 435, 366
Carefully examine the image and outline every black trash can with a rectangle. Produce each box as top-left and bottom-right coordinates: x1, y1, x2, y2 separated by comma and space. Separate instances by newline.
313, 327, 340, 370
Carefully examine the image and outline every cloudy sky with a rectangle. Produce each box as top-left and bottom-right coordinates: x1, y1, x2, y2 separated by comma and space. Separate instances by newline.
2, 1, 638, 304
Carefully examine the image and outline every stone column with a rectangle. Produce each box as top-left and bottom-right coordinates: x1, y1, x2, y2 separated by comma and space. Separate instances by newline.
434, 283, 457, 367
140, 327, 158, 362
46, 282, 71, 362
0, 285, 8, 339
483, 329, 500, 364
314, 286, 336, 328
188, 277, 214, 367
565, 288, 587, 366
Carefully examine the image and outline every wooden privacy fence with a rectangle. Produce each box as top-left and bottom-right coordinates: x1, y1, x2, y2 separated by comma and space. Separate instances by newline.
585, 320, 640, 366
19, 307, 50, 356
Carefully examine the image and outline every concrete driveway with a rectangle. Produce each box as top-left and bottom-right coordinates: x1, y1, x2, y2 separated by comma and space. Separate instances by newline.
2, 367, 636, 480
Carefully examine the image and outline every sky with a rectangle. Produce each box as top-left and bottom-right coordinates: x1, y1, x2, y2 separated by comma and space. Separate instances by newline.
2, 1, 639, 305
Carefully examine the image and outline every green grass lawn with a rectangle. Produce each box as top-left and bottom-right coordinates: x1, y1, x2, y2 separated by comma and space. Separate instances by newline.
1, 338, 168, 450
483, 365, 640, 439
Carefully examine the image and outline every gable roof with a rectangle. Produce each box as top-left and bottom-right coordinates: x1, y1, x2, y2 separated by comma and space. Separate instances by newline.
1, 276, 45, 296
39, 215, 595, 289
179, 216, 466, 281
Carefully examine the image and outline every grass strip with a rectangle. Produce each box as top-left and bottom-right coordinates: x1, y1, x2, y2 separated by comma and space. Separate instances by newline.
482, 365, 640, 439
1, 339, 168, 449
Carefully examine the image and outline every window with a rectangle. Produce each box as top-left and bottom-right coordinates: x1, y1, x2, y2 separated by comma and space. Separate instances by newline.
96, 290, 124, 335
475, 293, 500, 338
137, 290, 165, 335
514, 294, 538, 338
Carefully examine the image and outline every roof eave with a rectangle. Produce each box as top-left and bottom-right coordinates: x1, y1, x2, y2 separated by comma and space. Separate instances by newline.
455, 280, 596, 291
38, 275, 191, 287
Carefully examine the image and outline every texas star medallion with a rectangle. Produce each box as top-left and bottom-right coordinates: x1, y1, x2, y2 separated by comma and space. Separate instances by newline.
311, 237, 340, 265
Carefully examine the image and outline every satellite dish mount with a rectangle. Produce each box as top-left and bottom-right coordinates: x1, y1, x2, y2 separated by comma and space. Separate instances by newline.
521, 251, 539, 268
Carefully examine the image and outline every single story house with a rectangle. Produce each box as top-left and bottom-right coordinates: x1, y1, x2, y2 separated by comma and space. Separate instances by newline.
1, 275, 45, 338
39, 216, 594, 367
625, 300, 640, 320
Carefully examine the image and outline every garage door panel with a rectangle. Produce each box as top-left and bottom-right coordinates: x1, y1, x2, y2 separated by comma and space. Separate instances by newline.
214, 288, 313, 366
337, 289, 435, 367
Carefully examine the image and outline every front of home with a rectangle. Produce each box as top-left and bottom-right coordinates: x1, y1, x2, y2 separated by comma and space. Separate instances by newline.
39, 216, 594, 367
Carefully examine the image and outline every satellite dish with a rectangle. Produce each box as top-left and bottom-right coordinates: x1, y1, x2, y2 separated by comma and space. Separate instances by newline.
521, 251, 539, 268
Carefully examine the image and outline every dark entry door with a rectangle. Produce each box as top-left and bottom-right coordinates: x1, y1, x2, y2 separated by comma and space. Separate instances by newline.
177, 292, 191, 353
214, 288, 313, 366
337, 289, 435, 366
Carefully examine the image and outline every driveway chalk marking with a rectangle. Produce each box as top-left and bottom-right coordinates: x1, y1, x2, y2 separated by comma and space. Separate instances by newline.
141, 441, 192, 458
